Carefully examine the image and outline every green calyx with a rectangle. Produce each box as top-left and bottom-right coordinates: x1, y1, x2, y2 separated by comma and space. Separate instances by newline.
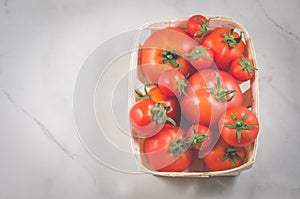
134, 85, 150, 100
184, 46, 211, 61
194, 17, 211, 42
187, 128, 208, 149
161, 49, 181, 68
169, 127, 208, 157
222, 146, 242, 166
224, 111, 258, 142
205, 72, 237, 102
239, 57, 258, 76
152, 102, 176, 126
223, 29, 243, 50
177, 78, 189, 96
169, 139, 186, 157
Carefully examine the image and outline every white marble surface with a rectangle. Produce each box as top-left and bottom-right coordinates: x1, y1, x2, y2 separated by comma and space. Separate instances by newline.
1, 0, 300, 198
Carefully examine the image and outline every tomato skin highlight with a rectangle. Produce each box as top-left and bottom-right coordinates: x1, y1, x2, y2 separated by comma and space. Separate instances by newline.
203, 138, 246, 171
202, 28, 245, 70
144, 124, 193, 172
219, 106, 259, 147
180, 69, 243, 126
140, 28, 197, 84
129, 100, 163, 138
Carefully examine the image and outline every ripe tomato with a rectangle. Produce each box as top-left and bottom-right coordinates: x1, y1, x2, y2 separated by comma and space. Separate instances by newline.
185, 124, 214, 157
158, 69, 188, 96
202, 28, 245, 70
203, 138, 246, 171
129, 100, 176, 138
140, 28, 197, 84
184, 45, 214, 70
186, 15, 210, 39
148, 87, 181, 124
230, 57, 257, 82
144, 124, 193, 172
219, 106, 259, 147
180, 69, 243, 126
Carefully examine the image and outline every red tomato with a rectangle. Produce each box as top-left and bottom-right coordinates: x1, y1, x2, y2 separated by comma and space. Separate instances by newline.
129, 100, 175, 138
158, 69, 188, 96
140, 28, 197, 84
180, 69, 243, 126
148, 87, 181, 124
219, 106, 259, 147
144, 124, 193, 172
184, 45, 214, 70
230, 57, 257, 82
185, 124, 214, 157
186, 15, 210, 39
203, 138, 246, 171
202, 28, 245, 70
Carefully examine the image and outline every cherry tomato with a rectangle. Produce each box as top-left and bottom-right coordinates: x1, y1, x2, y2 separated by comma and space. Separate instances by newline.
158, 69, 188, 96
230, 57, 257, 82
185, 124, 214, 157
184, 45, 214, 70
140, 28, 197, 84
219, 106, 259, 147
129, 100, 175, 138
186, 15, 210, 39
180, 69, 243, 126
202, 28, 245, 70
203, 138, 246, 171
148, 87, 181, 124
144, 124, 194, 172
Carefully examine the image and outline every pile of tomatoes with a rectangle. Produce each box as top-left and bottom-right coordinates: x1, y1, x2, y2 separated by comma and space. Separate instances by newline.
129, 14, 259, 172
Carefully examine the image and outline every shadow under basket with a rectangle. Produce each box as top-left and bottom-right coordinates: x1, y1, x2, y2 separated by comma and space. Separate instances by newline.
129, 16, 259, 177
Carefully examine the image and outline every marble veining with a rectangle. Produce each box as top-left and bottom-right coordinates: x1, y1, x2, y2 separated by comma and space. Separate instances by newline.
0, 0, 299, 198
256, 0, 300, 42
1, 89, 76, 160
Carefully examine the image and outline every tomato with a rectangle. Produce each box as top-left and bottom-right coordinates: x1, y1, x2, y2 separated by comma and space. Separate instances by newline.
219, 106, 259, 147
143, 124, 193, 172
186, 15, 210, 39
180, 69, 243, 126
203, 138, 246, 171
185, 124, 214, 157
202, 28, 245, 70
148, 87, 181, 124
184, 45, 214, 70
140, 28, 197, 84
129, 100, 176, 138
230, 57, 257, 82
158, 69, 188, 96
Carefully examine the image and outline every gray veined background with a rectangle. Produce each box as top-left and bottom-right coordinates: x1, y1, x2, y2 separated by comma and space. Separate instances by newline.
0, 0, 300, 198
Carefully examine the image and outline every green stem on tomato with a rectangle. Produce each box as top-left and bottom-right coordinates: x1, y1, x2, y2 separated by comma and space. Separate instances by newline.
204, 72, 237, 102
224, 111, 258, 142
186, 127, 208, 150
194, 17, 211, 42
177, 78, 189, 96
221, 146, 242, 166
134, 85, 150, 100
184, 46, 211, 61
223, 29, 243, 54
161, 49, 181, 69
152, 101, 176, 126
239, 57, 258, 76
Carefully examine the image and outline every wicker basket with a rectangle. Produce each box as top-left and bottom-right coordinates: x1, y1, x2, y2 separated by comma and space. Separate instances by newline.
129, 16, 259, 177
